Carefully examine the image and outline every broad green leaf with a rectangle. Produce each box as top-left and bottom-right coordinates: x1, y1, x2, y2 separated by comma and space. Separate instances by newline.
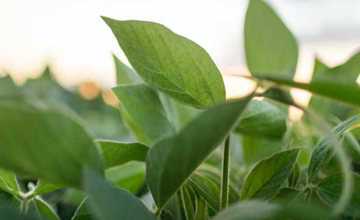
242, 135, 284, 166
254, 75, 360, 107
235, 99, 287, 139
97, 140, 149, 169
0, 169, 19, 195
112, 84, 175, 144
212, 200, 279, 220
146, 95, 253, 209
308, 115, 360, 181
32, 180, 62, 196
162, 194, 183, 220
241, 148, 300, 200
317, 172, 360, 216
0, 100, 103, 188
31, 197, 60, 220
113, 54, 142, 85
102, 17, 226, 108
245, 0, 298, 77
105, 162, 145, 194
83, 170, 157, 220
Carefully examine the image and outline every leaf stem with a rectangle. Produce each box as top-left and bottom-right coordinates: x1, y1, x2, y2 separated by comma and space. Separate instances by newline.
220, 136, 231, 210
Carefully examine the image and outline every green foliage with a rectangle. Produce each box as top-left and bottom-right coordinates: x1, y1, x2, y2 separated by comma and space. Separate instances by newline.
1, 0, 360, 219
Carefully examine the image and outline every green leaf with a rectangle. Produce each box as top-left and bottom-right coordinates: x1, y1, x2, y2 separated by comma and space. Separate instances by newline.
146, 95, 253, 209
105, 162, 145, 194
83, 169, 157, 220
31, 197, 60, 220
317, 172, 360, 216
212, 200, 279, 220
271, 188, 301, 203
32, 180, 62, 196
113, 54, 142, 85
254, 75, 360, 107
112, 84, 175, 144
97, 140, 149, 169
235, 99, 287, 139
71, 200, 93, 220
244, 0, 298, 77
102, 17, 226, 108
180, 185, 196, 220
308, 115, 360, 181
0, 100, 104, 188
241, 148, 300, 200
188, 173, 220, 211
0, 206, 37, 220
0, 169, 19, 195
194, 196, 208, 220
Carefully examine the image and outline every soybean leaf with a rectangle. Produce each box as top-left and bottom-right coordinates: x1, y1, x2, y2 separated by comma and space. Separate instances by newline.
71, 200, 92, 220
0, 100, 104, 188
112, 84, 175, 144
97, 140, 149, 169
0, 190, 21, 207
188, 173, 220, 211
113, 54, 142, 85
32, 180, 62, 196
235, 99, 287, 139
317, 172, 360, 217
0, 206, 37, 220
105, 162, 145, 194
271, 188, 301, 203
241, 148, 300, 200
0, 169, 19, 195
146, 95, 253, 209
102, 17, 226, 108
245, 0, 298, 77
30, 197, 60, 220
212, 200, 279, 220
254, 75, 360, 107
162, 194, 183, 220
180, 185, 196, 220
308, 115, 360, 181
83, 169, 157, 220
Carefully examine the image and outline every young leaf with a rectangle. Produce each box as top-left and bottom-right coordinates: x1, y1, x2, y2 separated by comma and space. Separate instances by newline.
0, 100, 104, 188
235, 99, 287, 139
317, 172, 360, 217
245, 0, 298, 77
308, 115, 360, 181
102, 17, 226, 108
241, 148, 300, 200
83, 169, 157, 220
30, 197, 60, 220
113, 54, 142, 85
97, 140, 149, 169
32, 180, 62, 196
212, 200, 279, 220
0, 169, 19, 195
112, 84, 175, 144
146, 95, 253, 209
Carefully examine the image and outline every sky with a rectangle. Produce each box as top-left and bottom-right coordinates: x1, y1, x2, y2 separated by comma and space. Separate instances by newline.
0, 0, 360, 98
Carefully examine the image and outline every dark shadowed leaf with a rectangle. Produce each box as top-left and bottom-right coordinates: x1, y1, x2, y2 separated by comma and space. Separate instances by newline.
83, 169, 157, 220
146, 95, 253, 209
244, 0, 298, 77
241, 149, 300, 200
30, 197, 60, 220
0, 100, 103, 188
318, 172, 360, 217
235, 99, 287, 139
102, 17, 226, 108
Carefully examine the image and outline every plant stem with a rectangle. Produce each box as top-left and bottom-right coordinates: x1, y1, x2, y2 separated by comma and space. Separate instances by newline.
155, 208, 162, 217
220, 136, 231, 210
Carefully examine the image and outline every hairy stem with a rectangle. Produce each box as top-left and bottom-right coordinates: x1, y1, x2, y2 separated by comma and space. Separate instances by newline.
220, 136, 231, 210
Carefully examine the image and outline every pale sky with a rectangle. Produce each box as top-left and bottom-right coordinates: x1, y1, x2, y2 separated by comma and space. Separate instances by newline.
1, 0, 360, 97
